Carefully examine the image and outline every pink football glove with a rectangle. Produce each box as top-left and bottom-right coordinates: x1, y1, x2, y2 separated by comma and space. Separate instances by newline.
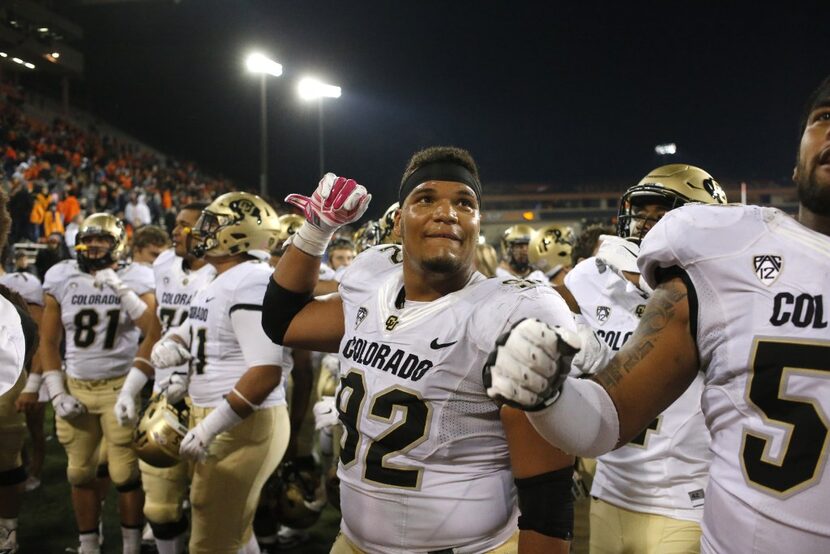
285, 173, 371, 233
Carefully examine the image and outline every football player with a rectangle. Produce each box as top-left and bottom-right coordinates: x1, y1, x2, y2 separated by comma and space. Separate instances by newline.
141, 202, 215, 554
150, 191, 291, 554
131, 225, 171, 266
496, 224, 548, 283
556, 165, 726, 553
0, 186, 39, 554
40, 213, 160, 554
2, 261, 47, 492
484, 74, 830, 552
263, 147, 578, 553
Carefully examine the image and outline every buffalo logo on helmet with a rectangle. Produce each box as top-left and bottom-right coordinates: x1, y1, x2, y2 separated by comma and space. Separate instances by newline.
702, 178, 727, 204
228, 198, 262, 224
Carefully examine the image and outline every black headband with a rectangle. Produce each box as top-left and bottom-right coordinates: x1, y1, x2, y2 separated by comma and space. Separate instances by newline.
399, 162, 482, 205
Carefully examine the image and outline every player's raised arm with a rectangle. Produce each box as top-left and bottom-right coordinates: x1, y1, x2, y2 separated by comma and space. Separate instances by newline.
261, 173, 370, 352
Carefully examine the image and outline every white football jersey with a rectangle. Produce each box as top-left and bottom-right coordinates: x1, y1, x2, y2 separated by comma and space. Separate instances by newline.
336, 244, 576, 554
187, 260, 291, 408
640, 204, 830, 540
43, 260, 155, 380
495, 265, 548, 284
153, 249, 216, 391
0, 272, 43, 306
0, 293, 26, 395
320, 262, 337, 281
566, 257, 711, 522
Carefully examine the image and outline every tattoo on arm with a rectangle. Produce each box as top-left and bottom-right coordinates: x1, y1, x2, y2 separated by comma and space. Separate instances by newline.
594, 279, 688, 390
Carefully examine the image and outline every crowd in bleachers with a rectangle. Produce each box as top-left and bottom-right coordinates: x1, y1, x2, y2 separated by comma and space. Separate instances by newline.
0, 93, 247, 273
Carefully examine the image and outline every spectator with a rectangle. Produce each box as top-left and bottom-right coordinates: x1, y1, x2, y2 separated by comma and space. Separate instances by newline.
7, 178, 33, 244
130, 224, 169, 266
64, 213, 84, 257
34, 232, 70, 280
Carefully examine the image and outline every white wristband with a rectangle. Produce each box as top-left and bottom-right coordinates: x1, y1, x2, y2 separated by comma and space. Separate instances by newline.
289, 222, 334, 257
43, 370, 68, 400
23, 372, 43, 394
200, 400, 244, 438
121, 367, 149, 397
119, 289, 148, 320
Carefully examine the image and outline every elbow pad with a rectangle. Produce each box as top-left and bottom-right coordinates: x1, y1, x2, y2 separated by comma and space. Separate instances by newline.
261, 278, 313, 345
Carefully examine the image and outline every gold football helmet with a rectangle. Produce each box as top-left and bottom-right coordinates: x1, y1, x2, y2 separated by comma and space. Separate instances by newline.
275, 461, 324, 529
500, 224, 534, 259
618, 164, 727, 239
133, 395, 190, 468
75, 213, 128, 272
529, 224, 575, 275
277, 214, 305, 244
191, 192, 280, 257
352, 220, 381, 252
377, 202, 400, 245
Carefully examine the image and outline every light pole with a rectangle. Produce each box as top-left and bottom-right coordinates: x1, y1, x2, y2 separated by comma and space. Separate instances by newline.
245, 53, 283, 197
298, 77, 342, 177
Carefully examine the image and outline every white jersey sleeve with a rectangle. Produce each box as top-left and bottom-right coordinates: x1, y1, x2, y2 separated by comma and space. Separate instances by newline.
119, 262, 155, 296
0, 272, 44, 306
0, 295, 26, 396
640, 203, 830, 540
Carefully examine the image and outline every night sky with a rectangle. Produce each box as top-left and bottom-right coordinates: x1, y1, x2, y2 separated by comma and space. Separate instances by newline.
58, 1, 830, 216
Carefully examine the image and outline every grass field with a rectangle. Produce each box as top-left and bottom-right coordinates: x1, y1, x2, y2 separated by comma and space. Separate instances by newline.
17, 408, 590, 553
17, 407, 341, 553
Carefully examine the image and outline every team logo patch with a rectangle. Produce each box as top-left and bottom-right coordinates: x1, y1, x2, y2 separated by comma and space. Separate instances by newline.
385, 315, 399, 331
355, 307, 368, 329
596, 306, 611, 324
753, 254, 782, 286
688, 489, 705, 508
635, 304, 646, 318
163, 276, 170, 285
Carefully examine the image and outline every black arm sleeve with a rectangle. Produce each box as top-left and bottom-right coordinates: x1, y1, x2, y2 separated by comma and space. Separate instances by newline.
261, 278, 313, 345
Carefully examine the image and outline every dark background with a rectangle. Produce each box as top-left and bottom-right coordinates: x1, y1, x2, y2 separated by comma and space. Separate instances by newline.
52, 1, 830, 214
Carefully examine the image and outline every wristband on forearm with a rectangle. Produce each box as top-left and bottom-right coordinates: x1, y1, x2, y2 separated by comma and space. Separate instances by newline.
200, 400, 244, 437
43, 370, 67, 400
119, 288, 148, 320
121, 367, 149, 397
23, 372, 42, 394
288, 222, 334, 257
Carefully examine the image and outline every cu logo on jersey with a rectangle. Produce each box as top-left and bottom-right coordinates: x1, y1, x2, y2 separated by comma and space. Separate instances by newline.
385, 316, 399, 331
753, 254, 782, 286
228, 199, 262, 224
596, 305, 611, 324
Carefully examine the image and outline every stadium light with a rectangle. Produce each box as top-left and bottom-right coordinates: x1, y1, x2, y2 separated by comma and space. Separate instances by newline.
51, 52, 60, 59
245, 52, 283, 197
24, 62, 35, 69
12, 58, 23, 64
0, 53, 7, 58
245, 52, 282, 77
297, 78, 341, 100
654, 143, 677, 155
298, 77, 342, 177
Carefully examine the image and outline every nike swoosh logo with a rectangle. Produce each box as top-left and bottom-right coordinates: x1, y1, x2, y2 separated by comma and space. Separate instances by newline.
205, 297, 215, 303
430, 338, 457, 350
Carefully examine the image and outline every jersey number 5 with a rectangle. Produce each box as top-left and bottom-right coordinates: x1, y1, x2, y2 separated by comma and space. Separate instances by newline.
337, 369, 432, 489
742, 338, 830, 496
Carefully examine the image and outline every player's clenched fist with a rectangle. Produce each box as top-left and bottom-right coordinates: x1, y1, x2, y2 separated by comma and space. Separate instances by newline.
482, 318, 581, 411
